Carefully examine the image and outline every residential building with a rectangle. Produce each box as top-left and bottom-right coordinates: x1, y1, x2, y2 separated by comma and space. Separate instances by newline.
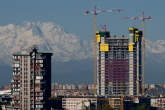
151, 96, 165, 109
11, 47, 52, 110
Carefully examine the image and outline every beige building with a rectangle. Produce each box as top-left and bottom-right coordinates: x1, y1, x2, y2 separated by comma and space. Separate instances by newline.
151, 96, 165, 109
62, 97, 97, 110
11, 47, 52, 110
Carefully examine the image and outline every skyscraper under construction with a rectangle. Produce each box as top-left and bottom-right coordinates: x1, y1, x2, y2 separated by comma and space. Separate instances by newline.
11, 47, 52, 110
96, 27, 143, 96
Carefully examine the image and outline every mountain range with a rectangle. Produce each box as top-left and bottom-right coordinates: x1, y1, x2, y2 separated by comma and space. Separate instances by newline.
0, 21, 164, 86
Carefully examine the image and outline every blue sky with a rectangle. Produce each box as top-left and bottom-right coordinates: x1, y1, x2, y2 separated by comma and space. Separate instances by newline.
0, 0, 164, 41
0, 0, 165, 85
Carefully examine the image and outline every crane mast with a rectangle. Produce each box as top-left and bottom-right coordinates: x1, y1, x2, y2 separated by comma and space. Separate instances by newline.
142, 14, 145, 96
123, 12, 152, 96
85, 6, 123, 96
142, 11, 152, 95
94, 5, 97, 96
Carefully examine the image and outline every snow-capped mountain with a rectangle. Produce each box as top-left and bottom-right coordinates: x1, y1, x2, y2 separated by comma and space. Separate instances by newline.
146, 40, 165, 63
0, 21, 93, 64
0, 21, 165, 85
0, 21, 165, 64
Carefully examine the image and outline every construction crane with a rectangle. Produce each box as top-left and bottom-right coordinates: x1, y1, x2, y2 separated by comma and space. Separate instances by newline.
120, 94, 124, 110
123, 12, 152, 96
99, 24, 107, 32
85, 5, 123, 96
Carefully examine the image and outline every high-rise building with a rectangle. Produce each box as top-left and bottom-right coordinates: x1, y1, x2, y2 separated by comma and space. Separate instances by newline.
96, 27, 143, 96
11, 47, 52, 110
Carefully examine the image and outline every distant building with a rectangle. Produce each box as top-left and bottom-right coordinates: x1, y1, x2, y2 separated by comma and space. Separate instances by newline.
150, 84, 156, 89
50, 96, 103, 110
96, 28, 143, 96
71, 84, 76, 90
62, 97, 95, 110
50, 96, 157, 110
0, 89, 11, 96
109, 97, 121, 109
0, 85, 11, 96
78, 84, 87, 90
87, 84, 94, 90
144, 84, 149, 90
151, 96, 165, 109
11, 47, 52, 110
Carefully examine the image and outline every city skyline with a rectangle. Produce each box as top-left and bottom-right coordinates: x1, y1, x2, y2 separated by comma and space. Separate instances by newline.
0, 0, 165, 86
0, 1, 165, 110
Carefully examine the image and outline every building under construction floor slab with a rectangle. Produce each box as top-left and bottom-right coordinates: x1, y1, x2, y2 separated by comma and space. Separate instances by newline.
96, 27, 143, 96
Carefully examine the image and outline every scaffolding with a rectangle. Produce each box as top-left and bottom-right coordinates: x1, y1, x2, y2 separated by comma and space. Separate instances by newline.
96, 28, 143, 96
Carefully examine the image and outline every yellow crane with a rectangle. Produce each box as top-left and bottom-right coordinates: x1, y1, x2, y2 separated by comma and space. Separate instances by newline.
142, 12, 152, 95
85, 5, 123, 96
123, 12, 152, 96
120, 95, 124, 110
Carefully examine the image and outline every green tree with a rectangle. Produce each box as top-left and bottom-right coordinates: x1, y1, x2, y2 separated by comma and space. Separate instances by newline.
130, 104, 151, 110
101, 104, 114, 110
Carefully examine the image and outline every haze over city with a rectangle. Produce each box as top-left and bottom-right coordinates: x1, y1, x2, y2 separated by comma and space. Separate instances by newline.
1, 0, 165, 110
0, 0, 164, 86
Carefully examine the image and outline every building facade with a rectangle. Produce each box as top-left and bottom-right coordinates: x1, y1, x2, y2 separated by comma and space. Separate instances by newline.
62, 97, 97, 110
11, 47, 52, 110
96, 27, 143, 96
50, 96, 111, 110
151, 96, 165, 109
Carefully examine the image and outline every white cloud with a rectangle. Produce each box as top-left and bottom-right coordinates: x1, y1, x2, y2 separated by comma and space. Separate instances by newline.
0, 21, 93, 64
146, 40, 165, 54
0, 21, 165, 65
145, 40, 165, 62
